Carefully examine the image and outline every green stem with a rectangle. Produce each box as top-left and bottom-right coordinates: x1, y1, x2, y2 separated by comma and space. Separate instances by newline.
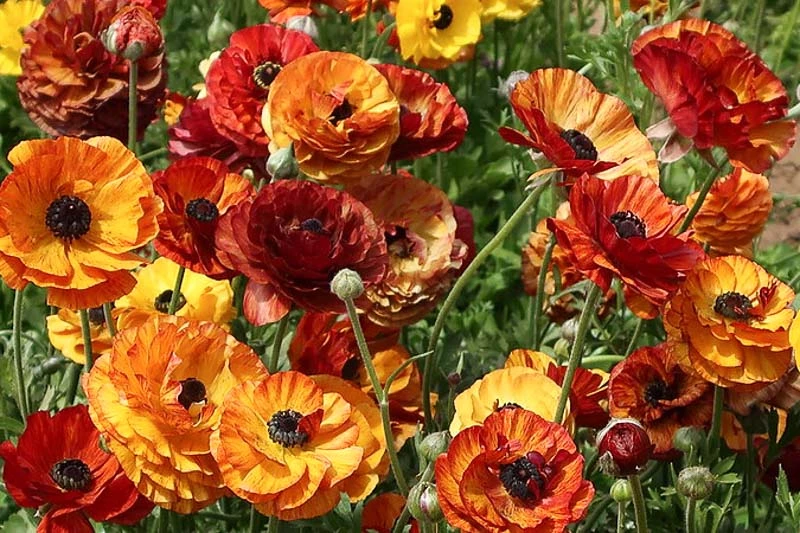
423, 177, 552, 429
79, 309, 94, 371
268, 314, 290, 373
678, 165, 722, 233
249, 506, 261, 533
685, 498, 697, 533
578, 496, 613, 533
624, 318, 644, 356
554, 0, 565, 66
344, 297, 409, 494
12, 289, 30, 420
706, 385, 724, 458
581, 354, 626, 367
553, 283, 603, 424
128, 61, 139, 153
167, 266, 186, 315
617, 501, 626, 533
392, 459, 436, 533
103, 302, 116, 337
138, 147, 168, 163
64, 363, 82, 406
746, 433, 756, 527
628, 474, 649, 533
752, 0, 767, 53
267, 516, 279, 533
531, 234, 556, 350
359, 0, 375, 58
774, 0, 800, 73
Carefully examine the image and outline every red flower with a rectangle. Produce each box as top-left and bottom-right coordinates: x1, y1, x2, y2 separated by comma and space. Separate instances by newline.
130, 0, 167, 18
374, 63, 468, 161
632, 19, 796, 172
548, 174, 705, 317
597, 418, 654, 476
103, 6, 163, 60
153, 157, 254, 279
205, 24, 319, 158
0, 405, 153, 532
216, 180, 389, 324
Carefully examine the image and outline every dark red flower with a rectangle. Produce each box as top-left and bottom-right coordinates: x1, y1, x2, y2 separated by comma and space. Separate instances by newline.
152, 157, 254, 279
761, 436, 800, 491
597, 418, 654, 476
0, 405, 154, 532
374, 63, 468, 161
130, 0, 167, 18
103, 5, 163, 60
205, 24, 319, 158
216, 180, 389, 324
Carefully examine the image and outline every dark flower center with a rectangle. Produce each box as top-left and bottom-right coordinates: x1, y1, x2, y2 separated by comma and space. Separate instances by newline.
610, 210, 646, 239
45, 195, 92, 240
431, 5, 454, 29
495, 401, 523, 411
253, 61, 282, 90
154, 290, 187, 314
386, 226, 412, 258
644, 379, 674, 407
341, 357, 361, 381
50, 458, 92, 491
714, 291, 752, 321
185, 198, 219, 222
499, 453, 548, 502
560, 129, 598, 161
87, 305, 107, 326
268, 409, 309, 448
177, 378, 207, 409
300, 218, 325, 233
329, 99, 353, 125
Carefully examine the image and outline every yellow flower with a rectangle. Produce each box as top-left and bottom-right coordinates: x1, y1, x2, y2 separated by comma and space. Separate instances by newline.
0, 0, 44, 76
115, 257, 234, 330
46, 307, 114, 365
396, 0, 482, 65
481, 0, 541, 21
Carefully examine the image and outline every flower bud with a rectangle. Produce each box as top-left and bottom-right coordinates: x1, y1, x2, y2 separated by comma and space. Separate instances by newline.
610, 479, 632, 503
285, 16, 319, 41
408, 482, 442, 523
597, 418, 653, 477
561, 318, 579, 343
673, 426, 706, 454
331, 269, 364, 300
677, 466, 715, 500
418, 431, 450, 462
554, 338, 570, 361
207, 11, 235, 49
447, 371, 461, 387
102, 6, 163, 61
266, 146, 298, 180
498, 70, 530, 100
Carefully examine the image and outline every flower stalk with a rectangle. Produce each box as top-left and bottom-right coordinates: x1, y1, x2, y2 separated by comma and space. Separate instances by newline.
128, 60, 138, 153
268, 314, 290, 373
167, 266, 186, 315
685, 497, 697, 533
79, 309, 94, 371
103, 302, 116, 337
12, 289, 30, 420
531, 233, 556, 349
678, 165, 722, 233
706, 385, 724, 457
627, 474, 649, 533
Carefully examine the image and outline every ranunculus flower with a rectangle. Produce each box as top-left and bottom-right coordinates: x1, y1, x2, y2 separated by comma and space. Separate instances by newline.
362, 493, 418, 532
17, 0, 167, 141
206, 24, 318, 158
500, 69, 658, 184
0, 137, 162, 309
47, 306, 117, 365
84, 314, 267, 513
0, 405, 154, 532
664, 255, 795, 388
102, 5, 163, 60
632, 19, 796, 172
436, 408, 594, 532
374, 63, 468, 161
480, 0, 541, 21
597, 418, 654, 476
216, 180, 389, 324
0, 0, 45, 76
396, 0, 482, 66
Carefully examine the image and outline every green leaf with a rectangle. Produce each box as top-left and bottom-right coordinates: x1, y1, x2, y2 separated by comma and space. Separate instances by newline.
0, 416, 23, 434
1, 510, 36, 533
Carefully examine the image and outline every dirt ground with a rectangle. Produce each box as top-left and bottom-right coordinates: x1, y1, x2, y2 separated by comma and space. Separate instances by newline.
761, 133, 800, 247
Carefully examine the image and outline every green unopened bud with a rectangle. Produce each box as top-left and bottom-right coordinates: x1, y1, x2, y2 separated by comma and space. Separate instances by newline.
331, 269, 364, 300
408, 482, 442, 523
418, 431, 450, 461
610, 479, 632, 503
266, 146, 298, 180
677, 466, 715, 500
554, 338, 570, 361
673, 426, 706, 454
242, 168, 256, 183
207, 11, 236, 49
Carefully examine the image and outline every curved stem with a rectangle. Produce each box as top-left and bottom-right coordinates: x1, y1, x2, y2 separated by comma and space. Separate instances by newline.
12, 289, 30, 420
64, 363, 82, 406
627, 474, 650, 533
617, 501, 626, 533
103, 302, 116, 337
79, 309, 94, 372
578, 496, 613, 533
127, 61, 139, 153
679, 165, 722, 233
359, 0, 375, 58
685, 498, 697, 533
423, 177, 552, 429
167, 266, 186, 315
624, 318, 644, 356
249, 506, 262, 533
706, 385, 724, 459
344, 297, 409, 494
268, 314, 290, 373
267, 515, 279, 533
553, 283, 602, 424
532, 234, 556, 349
392, 458, 436, 533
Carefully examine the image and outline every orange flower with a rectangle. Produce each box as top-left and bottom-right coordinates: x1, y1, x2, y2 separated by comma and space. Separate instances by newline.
548, 174, 705, 318
374, 63, 468, 161
210, 371, 388, 520
153, 157, 254, 279
664, 255, 796, 388
632, 20, 796, 173
686, 167, 772, 256
348, 172, 473, 327
436, 408, 594, 532
258, 0, 315, 23
505, 349, 609, 429
17, 0, 166, 140
84, 315, 267, 513
264, 51, 400, 184
47, 306, 116, 365
362, 493, 416, 532
0, 137, 162, 309
499, 69, 658, 183
608, 344, 712, 456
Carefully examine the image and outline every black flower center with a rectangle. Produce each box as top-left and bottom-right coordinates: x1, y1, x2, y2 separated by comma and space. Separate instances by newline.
495, 401, 523, 411
431, 4, 454, 29
386, 226, 412, 258
499, 455, 547, 501
45, 195, 91, 240
341, 357, 361, 381
253, 61, 282, 90
560, 129, 598, 161
87, 305, 107, 326
610, 210, 646, 239
714, 291, 752, 321
268, 409, 309, 448
50, 458, 92, 491
154, 290, 187, 314
329, 99, 353, 125
300, 218, 325, 233
185, 198, 219, 222
644, 379, 674, 407
177, 378, 207, 409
